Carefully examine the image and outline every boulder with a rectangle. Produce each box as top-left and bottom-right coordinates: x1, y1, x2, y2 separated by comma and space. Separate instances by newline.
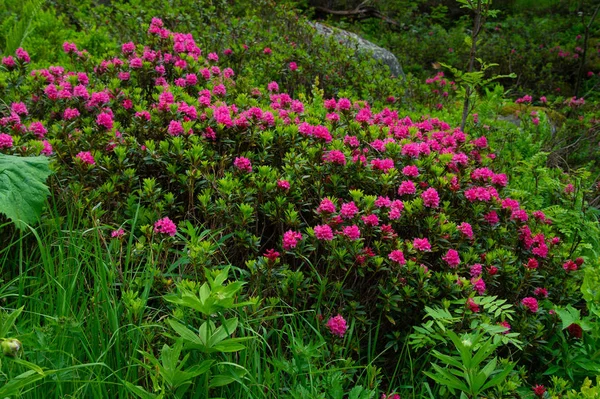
309, 21, 404, 79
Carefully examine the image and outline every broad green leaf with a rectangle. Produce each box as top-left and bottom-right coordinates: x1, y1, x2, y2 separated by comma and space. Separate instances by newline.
0, 153, 53, 229
556, 305, 580, 330
123, 381, 159, 399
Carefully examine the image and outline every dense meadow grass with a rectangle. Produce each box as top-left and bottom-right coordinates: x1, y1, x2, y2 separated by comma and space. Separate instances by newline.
1, 0, 600, 398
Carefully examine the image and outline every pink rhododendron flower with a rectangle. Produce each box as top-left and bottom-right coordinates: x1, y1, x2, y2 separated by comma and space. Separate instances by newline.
521, 297, 539, 313
0, 134, 14, 149
468, 298, 480, 312
526, 258, 539, 270
402, 165, 419, 177
41, 140, 53, 155
326, 314, 348, 337
375, 196, 391, 208
168, 120, 184, 136
96, 112, 114, 130
470, 263, 482, 277
283, 230, 303, 250
317, 198, 336, 214
29, 122, 47, 138
154, 217, 177, 236
76, 151, 95, 165
323, 150, 346, 165
413, 238, 431, 251
314, 224, 334, 241
362, 214, 379, 227
234, 157, 252, 173
340, 202, 359, 219
263, 249, 280, 262
63, 108, 80, 120
398, 180, 416, 195
421, 187, 440, 208
388, 250, 406, 265
289, 62, 298, 71
342, 225, 361, 240
472, 277, 486, 294
457, 222, 474, 240
443, 249, 461, 268
277, 180, 290, 190
534, 287, 549, 298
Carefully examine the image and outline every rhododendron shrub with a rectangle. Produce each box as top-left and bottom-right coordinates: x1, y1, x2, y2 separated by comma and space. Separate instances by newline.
0, 21, 582, 368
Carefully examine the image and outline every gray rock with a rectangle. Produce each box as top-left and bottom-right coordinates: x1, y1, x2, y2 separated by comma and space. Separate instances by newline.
309, 21, 404, 79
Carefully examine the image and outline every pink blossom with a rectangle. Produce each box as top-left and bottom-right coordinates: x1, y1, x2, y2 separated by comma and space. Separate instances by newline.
29, 122, 47, 138
398, 180, 416, 195
41, 140, 53, 155
402, 165, 419, 177
337, 98, 351, 111
326, 315, 348, 337
421, 187, 440, 208
76, 151, 95, 165
443, 249, 461, 268
362, 214, 379, 227
121, 42, 135, 54
388, 250, 406, 265
375, 196, 391, 208
10, 102, 28, 115
267, 81, 279, 92
2, 56, 16, 68
277, 180, 290, 190
458, 222, 474, 240
168, 120, 184, 136
96, 112, 114, 130
233, 157, 252, 173
111, 229, 125, 238
0, 134, 13, 149
521, 297, 539, 313
563, 260, 578, 272
340, 202, 359, 219
16, 48, 30, 63
317, 198, 336, 214
468, 298, 480, 312
283, 230, 302, 250
289, 62, 298, 71
263, 249, 280, 262
484, 211, 499, 225
470, 263, 482, 277
526, 258, 539, 270
63, 108, 80, 120
413, 238, 431, 251
342, 225, 361, 240
154, 217, 177, 236
534, 287, 549, 298
472, 277, 486, 294
323, 150, 346, 165
314, 225, 334, 241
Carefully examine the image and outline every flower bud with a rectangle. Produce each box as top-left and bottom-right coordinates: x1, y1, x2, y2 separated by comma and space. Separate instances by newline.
1, 338, 22, 357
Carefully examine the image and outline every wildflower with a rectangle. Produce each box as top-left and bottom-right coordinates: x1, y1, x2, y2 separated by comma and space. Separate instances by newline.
500, 321, 511, 333
10, 102, 28, 115
289, 62, 298, 71
487, 266, 498, 275
29, 122, 47, 138
323, 150, 346, 165
233, 157, 252, 173
263, 47, 272, 55
0, 134, 13, 149
342, 225, 361, 241
472, 277, 486, 294
1, 338, 22, 357
41, 140, 53, 155
484, 211, 499, 225
2, 56, 16, 68
402, 165, 419, 177
532, 385, 546, 398
443, 249, 461, 268
15, 48, 30, 63
470, 263, 482, 277
76, 151, 95, 165
340, 202, 359, 219
457, 222, 474, 240
314, 225, 334, 241
526, 258, 539, 270
398, 180, 416, 195
534, 287, 548, 298
375, 196, 391, 208
168, 120, 184, 136
154, 217, 177, 236
326, 315, 348, 338
563, 260, 578, 272
388, 250, 406, 265
277, 180, 290, 190
361, 214, 379, 227
263, 249, 280, 262
467, 298, 480, 312
63, 108, 80, 120
522, 297, 539, 313
413, 238, 431, 251
111, 229, 125, 238
96, 112, 114, 130
421, 188, 440, 208
282, 230, 302, 250
317, 198, 336, 214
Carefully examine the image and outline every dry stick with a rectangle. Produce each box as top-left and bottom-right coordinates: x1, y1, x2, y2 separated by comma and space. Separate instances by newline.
574, 3, 600, 98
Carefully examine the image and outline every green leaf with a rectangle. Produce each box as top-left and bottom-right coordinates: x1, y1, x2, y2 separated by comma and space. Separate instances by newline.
123, 381, 159, 399
0, 154, 53, 229
0, 306, 24, 338
556, 305, 581, 330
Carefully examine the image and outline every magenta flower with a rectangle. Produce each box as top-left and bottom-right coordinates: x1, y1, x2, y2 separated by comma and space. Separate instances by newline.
154, 217, 177, 236
326, 314, 348, 338
521, 297, 539, 313
342, 225, 361, 241
413, 238, 431, 251
534, 287, 549, 298
402, 165, 419, 177
15, 48, 30, 63
96, 112, 114, 130
29, 122, 47, 138
340, 202, 359, 219
41, 140, 53, 156
469, 263, 482, 277
111, 229, 125, 238
421, 187, 440, 208
443, 249, 461, 268
0, 134, 14, 149
314, 225, 334, 241
277, 180, 290, 190
398, 180, 416, 195
361, 214, 379, 227
457, 222, 474, 240
317, 198, 336, 214
388, 250, 406, 265
63, 108, 80, 120
289, 62, 298, 71
234, 157, 252, 173
471, 277, 486, 295
283, 230, 303, 250
468, 298, 480, 313
168, 120, 184, 136
76, 151, 95, 165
